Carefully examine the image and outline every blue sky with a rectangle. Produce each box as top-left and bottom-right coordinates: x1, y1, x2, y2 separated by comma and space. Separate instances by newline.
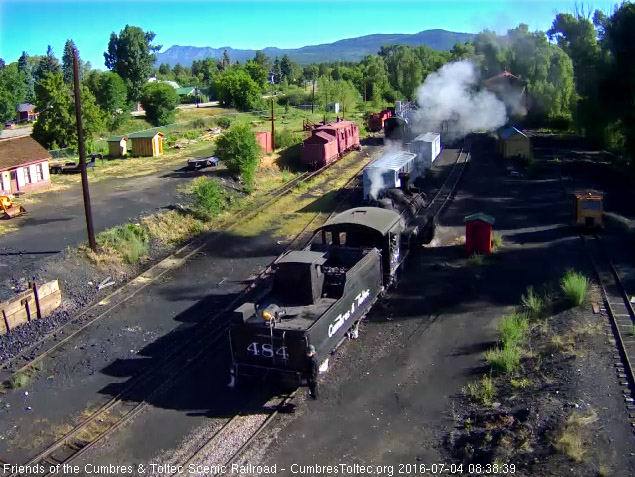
0, 0, 619, 68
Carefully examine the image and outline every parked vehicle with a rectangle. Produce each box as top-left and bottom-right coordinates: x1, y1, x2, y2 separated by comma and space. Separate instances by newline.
4, 122, 15, 129
50, 156, 97, 174
187, 156, 219, 170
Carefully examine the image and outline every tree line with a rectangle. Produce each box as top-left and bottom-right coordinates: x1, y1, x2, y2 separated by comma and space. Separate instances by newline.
0, 3, 633, 159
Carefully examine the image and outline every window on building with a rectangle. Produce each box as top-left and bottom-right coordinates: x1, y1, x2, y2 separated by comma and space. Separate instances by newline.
22, 168, 31, 184
35, 164, 43, 181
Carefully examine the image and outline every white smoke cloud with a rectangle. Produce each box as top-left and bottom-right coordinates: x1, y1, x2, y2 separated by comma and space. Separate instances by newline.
412, 60, 508, 141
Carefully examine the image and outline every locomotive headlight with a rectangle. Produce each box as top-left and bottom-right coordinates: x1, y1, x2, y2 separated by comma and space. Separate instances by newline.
261, 304, 284, 322
262, 310, 274, 321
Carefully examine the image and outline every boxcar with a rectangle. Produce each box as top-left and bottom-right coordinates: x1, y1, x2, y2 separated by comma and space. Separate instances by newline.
301, 120, 360, 169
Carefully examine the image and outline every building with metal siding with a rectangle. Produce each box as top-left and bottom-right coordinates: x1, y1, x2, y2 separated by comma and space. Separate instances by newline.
128, 131, 164, 157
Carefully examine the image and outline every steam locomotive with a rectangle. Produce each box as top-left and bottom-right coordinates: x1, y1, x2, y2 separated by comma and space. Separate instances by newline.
229, 206, 409, 389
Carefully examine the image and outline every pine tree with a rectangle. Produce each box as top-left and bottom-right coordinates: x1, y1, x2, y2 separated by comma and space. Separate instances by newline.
62, 39, 77, 84
37, 45, 61, 80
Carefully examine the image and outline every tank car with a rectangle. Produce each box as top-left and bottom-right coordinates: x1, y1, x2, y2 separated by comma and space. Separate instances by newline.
229, 207, 406, 390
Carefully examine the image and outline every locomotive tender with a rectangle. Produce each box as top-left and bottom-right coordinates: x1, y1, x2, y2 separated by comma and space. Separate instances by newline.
229, 207, 407, 389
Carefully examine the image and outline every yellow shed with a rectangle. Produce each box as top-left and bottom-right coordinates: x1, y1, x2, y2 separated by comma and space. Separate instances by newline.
128, 131, 164, 157
106, 135, 127, 157
498, 126, 531, 159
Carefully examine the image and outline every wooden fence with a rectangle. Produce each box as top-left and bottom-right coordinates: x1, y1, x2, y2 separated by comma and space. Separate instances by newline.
0, 280, 62, 335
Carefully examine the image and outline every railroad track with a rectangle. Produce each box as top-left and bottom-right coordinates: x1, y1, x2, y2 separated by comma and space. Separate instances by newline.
583, 234, 635, 405
426, 138, 471, 220
556, 165, 635, 430
2, 150, 377, 476
0, 154, 344, 380
169, 391, 297, 477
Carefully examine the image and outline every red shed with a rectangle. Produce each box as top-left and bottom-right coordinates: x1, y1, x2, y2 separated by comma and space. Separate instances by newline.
255, 131, 272, 154
464, 213, 495, 255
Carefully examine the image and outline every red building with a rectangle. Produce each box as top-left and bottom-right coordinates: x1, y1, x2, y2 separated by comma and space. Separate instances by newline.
16, 103, 38, 123
301, 119, 360, 168
464, 213, 495, 255
0, 136, 51, 194
255, 131, 272, 154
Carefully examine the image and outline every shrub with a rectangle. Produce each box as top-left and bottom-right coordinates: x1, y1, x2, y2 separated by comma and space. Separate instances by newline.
463, 374, 496, 405
485, 343, 522, 373
499, 312, 529, 347
9, 372, 30, 389
274, 129, 303, 149
191, 118, 206, 129
468, 253, 484, 266
190, 178, 228, 219
491, 232, 503, 249
97, 223, 149, 264
215, 123, 261, 191
561, 270, 588, 307
215, 116, 232, 129
521, 286, 544, 318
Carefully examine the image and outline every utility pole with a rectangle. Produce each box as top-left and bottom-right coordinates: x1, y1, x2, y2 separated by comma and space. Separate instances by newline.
311, 79, 315, 115
271, 98, 275, 151
72, 47, 96, 252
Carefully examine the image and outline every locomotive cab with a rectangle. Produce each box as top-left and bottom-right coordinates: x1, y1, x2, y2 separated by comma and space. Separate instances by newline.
313, 207, 406, 285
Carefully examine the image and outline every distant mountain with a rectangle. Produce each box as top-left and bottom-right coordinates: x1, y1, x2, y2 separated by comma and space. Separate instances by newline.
155, 29, 474, 67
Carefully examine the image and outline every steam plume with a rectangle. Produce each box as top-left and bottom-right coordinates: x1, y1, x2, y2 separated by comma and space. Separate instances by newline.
413, 60, 507, 141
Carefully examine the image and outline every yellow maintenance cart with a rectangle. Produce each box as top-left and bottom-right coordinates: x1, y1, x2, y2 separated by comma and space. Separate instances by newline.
574, 189, 603, 229
0, 195, 26, 219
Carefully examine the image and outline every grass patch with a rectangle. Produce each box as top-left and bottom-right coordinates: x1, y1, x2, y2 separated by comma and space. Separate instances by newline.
141, 210, 204, 245
561, 269, 588, 307
552, 409, 597, 461
499, 312, 529, 347
468, 253, 484, 266
8, 372, 30, 389
521, 286, 545, 318
491, 231, 503, 249
485, 343, 522, 374
510, 377, 530, 389
462, 374, 496, 405
96, 223, 149, 264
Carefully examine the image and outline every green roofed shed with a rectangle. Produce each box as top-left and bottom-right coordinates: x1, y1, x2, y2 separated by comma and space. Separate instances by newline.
464, 213, 495, 225
107, 135, 127, 157
128, 131, 164, 156
176, 87, 196, 96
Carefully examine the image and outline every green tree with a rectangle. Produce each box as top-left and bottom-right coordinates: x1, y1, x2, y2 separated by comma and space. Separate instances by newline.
272, 57, 282, 83
33, 71, 104, 149
17, 51, 35, 103
139, 81, 179, 126
603, 2, 635, 160
280, 54, 295, 83
245, 59, 267, 90
450, 42, 475, 61
158, 63, 171, 75
214, 122, 261, 191
173, 63, 184, 77
104, 25, 161, 102
0, 64, 26, 122
219, 50, 231, 71
88, 71, 129, 130
37, 45, 61, 81
214, 66, 263, 110
0, 59, 5, 71
379, 45, 423, 99
359, 55, 390, 104
253, 51, 270, 69
303, 64, 318, 83
62, 39, 77, 84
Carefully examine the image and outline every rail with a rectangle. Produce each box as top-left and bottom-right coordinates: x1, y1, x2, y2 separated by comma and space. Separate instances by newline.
3, 149, 374, 476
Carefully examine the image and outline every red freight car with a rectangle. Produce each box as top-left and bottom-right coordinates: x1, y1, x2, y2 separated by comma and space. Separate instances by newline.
301, 119, 360, 169
367, 109, 393, 132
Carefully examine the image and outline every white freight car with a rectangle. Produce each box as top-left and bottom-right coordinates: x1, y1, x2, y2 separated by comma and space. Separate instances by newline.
363, 150, 418, 201
411, 133, 442, 172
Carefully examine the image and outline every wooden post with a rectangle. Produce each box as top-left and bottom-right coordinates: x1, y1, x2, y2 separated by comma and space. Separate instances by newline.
2, 309, 9, 332
32, 280, 42, 320
22, 297, 31, 322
